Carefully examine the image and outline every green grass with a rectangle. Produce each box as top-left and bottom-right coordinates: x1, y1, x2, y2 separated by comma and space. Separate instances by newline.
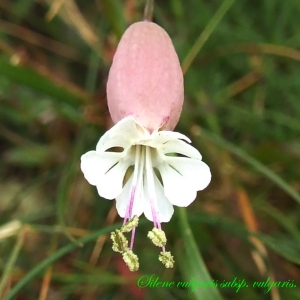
0, 0, 300, 299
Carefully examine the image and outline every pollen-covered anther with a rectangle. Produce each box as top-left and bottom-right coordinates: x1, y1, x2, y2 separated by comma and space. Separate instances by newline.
159, 251, 175, 268
111, 229, 128, 253
122, 249, 139, 272
147, 228, 167, 247
121, 215, 139, 233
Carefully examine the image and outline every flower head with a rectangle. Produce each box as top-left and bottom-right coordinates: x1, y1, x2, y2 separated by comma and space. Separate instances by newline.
81, 21, 211, 271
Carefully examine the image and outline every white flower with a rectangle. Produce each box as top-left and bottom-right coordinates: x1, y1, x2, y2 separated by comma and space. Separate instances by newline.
81, 21, 212, 271
81, 116, 211, 225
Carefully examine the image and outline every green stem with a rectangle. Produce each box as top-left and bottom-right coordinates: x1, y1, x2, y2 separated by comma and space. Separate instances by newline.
144, 0, 154, 21
0, 226, 27, 297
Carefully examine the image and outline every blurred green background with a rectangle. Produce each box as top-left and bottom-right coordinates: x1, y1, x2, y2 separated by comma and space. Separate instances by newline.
0, 0, 300, 299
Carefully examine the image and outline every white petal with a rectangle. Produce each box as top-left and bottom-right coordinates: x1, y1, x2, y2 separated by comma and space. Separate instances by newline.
115, 175, 132, 218
80, 151, 121, 186
96, 159, 130, 200
160, 139, 202, 159
148, 130, 191, 145
96, 117, 147, 152
131, 180, 145, 217
158, 163, 198, 207
96, 136, 131, 153
143, 173, 174, 223
115, 174, 144, 218
165, 157, 211, 191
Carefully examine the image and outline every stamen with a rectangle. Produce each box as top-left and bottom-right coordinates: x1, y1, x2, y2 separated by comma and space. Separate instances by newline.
110, 217, 140, 271
147, 228, 167, 247
145, 146, 167, 252
159, 251, 175, 268
124, 186, 136, 225
111, 230, 128, 253
123, 145, 145, 250
121, 215, 139, 232
130, 227, 136, 250
122, 249, 139, 272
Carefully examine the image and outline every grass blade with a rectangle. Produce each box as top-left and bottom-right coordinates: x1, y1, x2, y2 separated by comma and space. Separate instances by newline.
177, 207, 223, 300
199, 129, 300, 205
3, 223, 121, 300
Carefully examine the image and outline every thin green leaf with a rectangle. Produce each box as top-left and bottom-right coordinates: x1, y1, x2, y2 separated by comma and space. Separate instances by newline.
0, 58, 90, 105
3, 223, 121, 300
177, 208, 223, 300
200, 129, 300, 205
0, 226, 26, 297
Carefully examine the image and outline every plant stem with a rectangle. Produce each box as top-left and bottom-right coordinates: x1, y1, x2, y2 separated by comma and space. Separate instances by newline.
143, 0, 154, 21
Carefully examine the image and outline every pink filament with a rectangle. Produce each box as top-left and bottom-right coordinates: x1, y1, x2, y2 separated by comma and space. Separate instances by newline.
123, 185, 136, 224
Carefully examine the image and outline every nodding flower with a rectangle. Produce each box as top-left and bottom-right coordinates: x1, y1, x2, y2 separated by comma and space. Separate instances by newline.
80, 21, 211, 271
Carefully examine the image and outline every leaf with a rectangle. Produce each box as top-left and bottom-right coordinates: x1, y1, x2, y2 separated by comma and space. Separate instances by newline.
0, 58, 89, 105
3, 223, 122, 300
176, 208, 224, 300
